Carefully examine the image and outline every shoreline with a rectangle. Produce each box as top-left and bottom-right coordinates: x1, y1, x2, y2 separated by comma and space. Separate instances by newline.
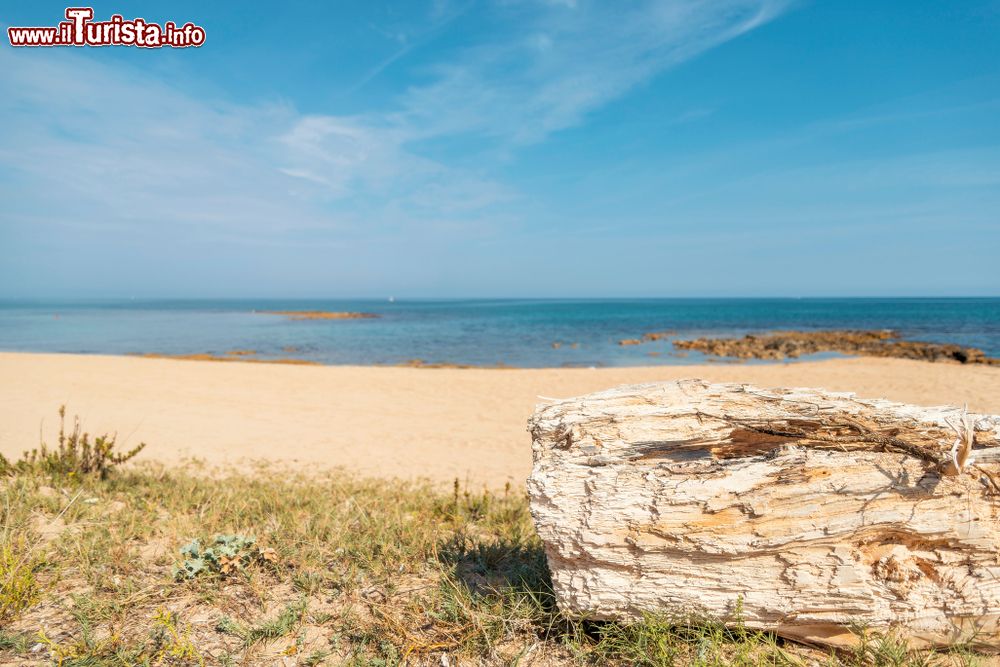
2, 350, 999, 487
5, 345, 989, 370
7, 326, 998, 369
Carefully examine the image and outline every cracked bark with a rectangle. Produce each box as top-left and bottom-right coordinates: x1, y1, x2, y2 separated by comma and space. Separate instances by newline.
527, 379, 1000, 650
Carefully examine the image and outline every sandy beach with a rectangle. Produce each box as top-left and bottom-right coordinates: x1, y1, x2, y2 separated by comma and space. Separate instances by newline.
2, 351, 998, 487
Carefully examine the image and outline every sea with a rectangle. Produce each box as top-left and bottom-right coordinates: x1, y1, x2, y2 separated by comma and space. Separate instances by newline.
0, 298, 998, 368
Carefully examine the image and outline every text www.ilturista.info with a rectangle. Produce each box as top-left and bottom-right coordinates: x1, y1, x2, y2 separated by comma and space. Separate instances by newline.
8, 8, 205, 48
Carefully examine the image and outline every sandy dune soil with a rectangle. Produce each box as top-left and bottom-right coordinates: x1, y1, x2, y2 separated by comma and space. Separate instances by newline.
1, 352, 998, 487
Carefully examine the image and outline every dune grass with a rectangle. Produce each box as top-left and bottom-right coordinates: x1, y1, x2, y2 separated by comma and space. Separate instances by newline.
0, 456, 990, 665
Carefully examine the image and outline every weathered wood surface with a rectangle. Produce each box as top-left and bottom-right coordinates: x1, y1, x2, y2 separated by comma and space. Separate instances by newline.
527, 379, 1000, 650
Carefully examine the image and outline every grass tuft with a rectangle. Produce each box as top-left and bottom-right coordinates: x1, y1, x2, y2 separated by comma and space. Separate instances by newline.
0, 535, 44, 623
217, 599, 307, 647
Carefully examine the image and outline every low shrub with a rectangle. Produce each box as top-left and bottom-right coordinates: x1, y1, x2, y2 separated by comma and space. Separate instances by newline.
1, 406, 145, 479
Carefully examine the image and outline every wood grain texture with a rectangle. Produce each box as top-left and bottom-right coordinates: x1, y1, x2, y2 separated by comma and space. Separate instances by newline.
527, 379, 1000, 649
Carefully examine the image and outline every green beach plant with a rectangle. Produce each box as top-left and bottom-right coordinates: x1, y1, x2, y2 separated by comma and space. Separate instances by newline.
175, 534, 279, 579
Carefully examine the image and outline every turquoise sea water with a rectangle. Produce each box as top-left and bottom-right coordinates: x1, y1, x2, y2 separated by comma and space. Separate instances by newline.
0, 298, 998, 368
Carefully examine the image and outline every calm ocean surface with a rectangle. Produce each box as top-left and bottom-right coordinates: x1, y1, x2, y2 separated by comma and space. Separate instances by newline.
0, 298, 998, 367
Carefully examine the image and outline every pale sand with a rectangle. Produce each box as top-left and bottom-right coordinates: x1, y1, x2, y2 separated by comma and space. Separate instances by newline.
2, 352, 999, 487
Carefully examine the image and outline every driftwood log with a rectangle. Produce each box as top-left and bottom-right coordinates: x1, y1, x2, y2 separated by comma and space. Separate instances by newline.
527, 380, 1000, 650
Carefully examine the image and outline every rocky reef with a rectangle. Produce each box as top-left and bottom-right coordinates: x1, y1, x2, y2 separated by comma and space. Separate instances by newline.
260, 311, 379, 321
672, 329, 998, 364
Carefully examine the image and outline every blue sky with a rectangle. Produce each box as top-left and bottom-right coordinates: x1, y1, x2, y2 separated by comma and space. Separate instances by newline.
1, 0, 998, 298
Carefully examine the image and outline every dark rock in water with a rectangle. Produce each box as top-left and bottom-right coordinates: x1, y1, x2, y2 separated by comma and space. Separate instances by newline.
672, 330, 999, 365
642, 330, 676, 342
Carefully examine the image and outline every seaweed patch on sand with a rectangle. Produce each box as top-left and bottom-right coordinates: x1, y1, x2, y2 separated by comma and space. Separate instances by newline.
135, 353, 321, 366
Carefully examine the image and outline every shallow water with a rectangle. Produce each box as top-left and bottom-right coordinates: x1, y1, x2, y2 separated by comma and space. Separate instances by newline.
0, 298, 997, 367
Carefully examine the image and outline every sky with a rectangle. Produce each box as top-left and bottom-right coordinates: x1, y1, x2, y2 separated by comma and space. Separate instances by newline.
1, 0, 998, 298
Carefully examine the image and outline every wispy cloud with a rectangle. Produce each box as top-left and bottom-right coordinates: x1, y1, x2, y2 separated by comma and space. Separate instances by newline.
389, 0, 790, 144
280, 0, 792, 191
350, 1, 473, 94
0, 0, 791, 294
